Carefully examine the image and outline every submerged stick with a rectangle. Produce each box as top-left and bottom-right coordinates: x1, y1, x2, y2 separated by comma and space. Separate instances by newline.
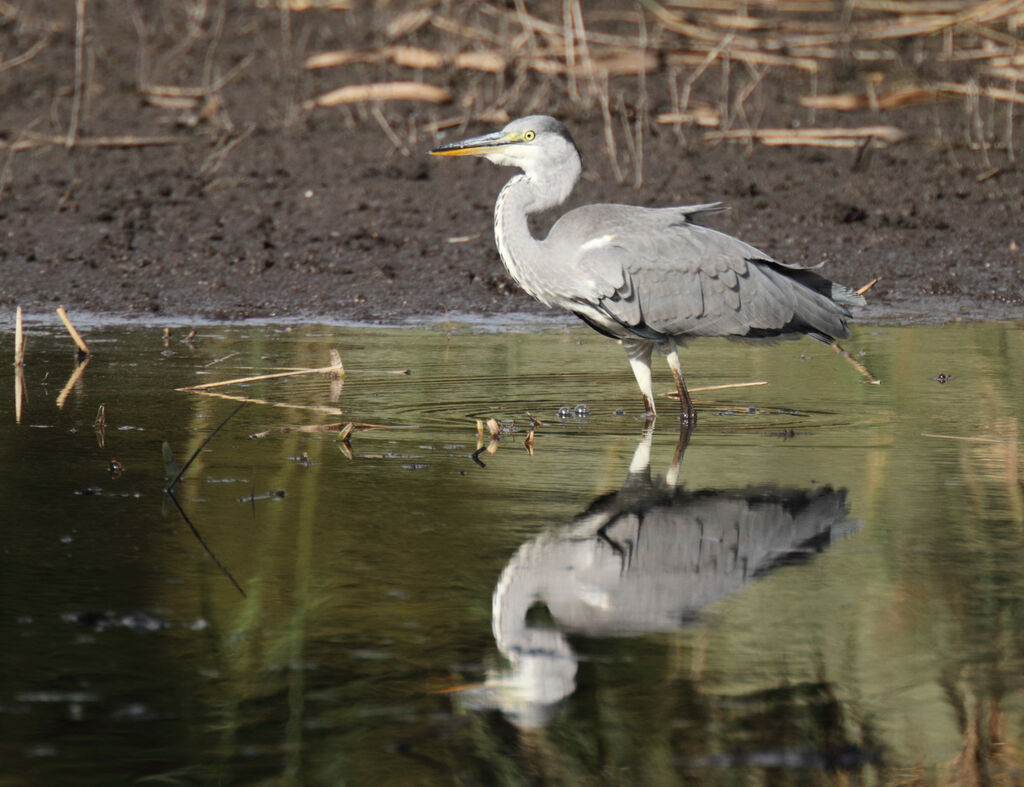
14, 305, 24, 367
56, 306, 91, 357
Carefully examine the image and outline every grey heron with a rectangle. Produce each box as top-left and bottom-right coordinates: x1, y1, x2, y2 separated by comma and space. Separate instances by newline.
430, 115, 866, 423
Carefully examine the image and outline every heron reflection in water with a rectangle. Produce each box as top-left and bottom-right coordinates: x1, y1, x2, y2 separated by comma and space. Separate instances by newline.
431, 116, 865, 424
454, 432, 858, 729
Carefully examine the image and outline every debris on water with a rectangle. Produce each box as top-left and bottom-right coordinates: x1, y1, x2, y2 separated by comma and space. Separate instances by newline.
557, 406, 573, 419
613, 408, 627, 416
747, 407, 758, 413
62, 610, 169, 633
401, 463, 430, 470
524, 429, 535, 455
933, 373, 953, 383
237, 490, 286, 502
574, 403, 590, 417
288, 452, 314, 467
60, 534, 73, 544
74, 486, 103, 496
108, 459, 124, 478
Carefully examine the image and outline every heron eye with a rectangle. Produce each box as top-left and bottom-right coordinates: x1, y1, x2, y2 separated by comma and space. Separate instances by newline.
523, 130, 536, 142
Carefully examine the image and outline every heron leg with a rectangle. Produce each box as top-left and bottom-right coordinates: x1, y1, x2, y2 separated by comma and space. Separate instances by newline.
665, 346, 697, 424
622, 339, 656, 419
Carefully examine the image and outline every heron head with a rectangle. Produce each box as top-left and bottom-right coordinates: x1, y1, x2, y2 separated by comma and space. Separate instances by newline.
430, 115, 581, 178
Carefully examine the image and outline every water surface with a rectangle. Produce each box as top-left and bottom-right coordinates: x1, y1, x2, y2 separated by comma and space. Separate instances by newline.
1, 319, 1022, 785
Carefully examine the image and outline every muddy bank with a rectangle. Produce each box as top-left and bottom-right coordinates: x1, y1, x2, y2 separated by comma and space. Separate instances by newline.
1, 1, 1021, 325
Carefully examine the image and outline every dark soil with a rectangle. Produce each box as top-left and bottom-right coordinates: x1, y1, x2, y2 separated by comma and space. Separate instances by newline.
2, 1, 1022, 324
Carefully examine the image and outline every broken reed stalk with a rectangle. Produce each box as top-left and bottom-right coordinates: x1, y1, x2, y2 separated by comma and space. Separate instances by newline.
56, 305, 91, 357
178, 360, 344, 391
14, 305, 24, 367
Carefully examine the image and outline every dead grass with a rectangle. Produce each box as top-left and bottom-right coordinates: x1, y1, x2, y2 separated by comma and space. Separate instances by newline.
290, 0, 1024, 164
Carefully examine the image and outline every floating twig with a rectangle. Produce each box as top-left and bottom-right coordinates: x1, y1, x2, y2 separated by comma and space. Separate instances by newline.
922, 432, 1017, 444
178, 356, 344, 391
56, 305, 91, 357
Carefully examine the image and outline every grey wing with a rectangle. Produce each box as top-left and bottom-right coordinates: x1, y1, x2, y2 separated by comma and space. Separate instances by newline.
547, 204, 861, 342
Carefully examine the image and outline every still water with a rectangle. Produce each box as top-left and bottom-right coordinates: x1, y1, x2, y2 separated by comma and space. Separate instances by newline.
1, 318, 1022, 785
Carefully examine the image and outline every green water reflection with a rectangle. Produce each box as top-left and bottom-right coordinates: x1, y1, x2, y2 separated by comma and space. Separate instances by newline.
1, 319, 1022, 785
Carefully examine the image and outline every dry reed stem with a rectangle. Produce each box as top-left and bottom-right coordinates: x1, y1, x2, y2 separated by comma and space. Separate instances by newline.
922, 432, 1018, 443
857, 277, 880, 295
0, 36, 49, 73
14, 305, 24, 367
56, 359, 90, 409
304, 82, 452, 110
706, 125, 905, 146
66, 0, 86, 149
800, 86, 939, 110
833, 343, 882, 384
1, 133, 184, 151
937, 80, 1024, 104
185, 389, 343, 415
177, 359, 344, 391
665, 380, 768, 399
56, 306, 91, 357
690, 380, 768, 393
